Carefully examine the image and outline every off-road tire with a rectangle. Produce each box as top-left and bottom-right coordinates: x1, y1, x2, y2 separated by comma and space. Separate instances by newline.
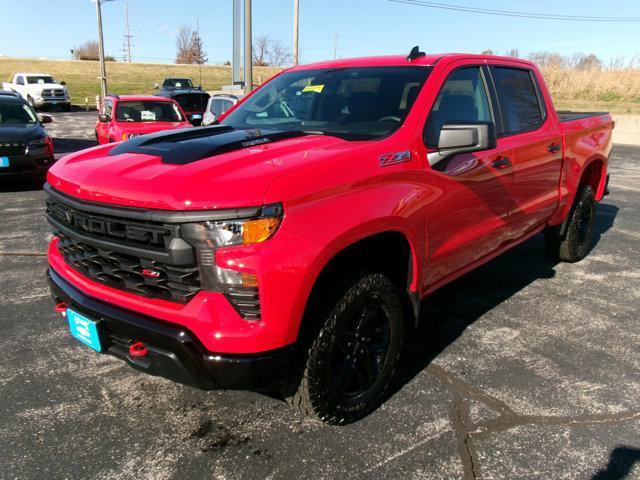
545, 184, 596, 262
288, 272, 404, 425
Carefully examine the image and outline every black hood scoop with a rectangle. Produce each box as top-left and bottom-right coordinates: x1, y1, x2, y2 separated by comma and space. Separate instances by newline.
108, 126, 307, 164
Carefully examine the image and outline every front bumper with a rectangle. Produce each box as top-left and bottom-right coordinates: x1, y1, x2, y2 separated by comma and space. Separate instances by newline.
0, 153, 54, 174
48, 268, 296, 390
35, 97, 70, 106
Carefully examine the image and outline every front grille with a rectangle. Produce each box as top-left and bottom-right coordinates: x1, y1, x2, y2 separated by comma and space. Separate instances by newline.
0, 141, 26, 156
46, 197, 178, 249
42, 89, 65, 98
57, 234, 201, 303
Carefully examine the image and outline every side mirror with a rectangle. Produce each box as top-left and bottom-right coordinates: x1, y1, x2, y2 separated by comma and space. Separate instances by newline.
428, 122, 496, 167
98, 113, 111, 123
154, 83, 160, 90
60, 81, 66, 86
40, 114, 53, 124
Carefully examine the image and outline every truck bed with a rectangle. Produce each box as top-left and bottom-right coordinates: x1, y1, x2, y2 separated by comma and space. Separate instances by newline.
557, 111, 609, 122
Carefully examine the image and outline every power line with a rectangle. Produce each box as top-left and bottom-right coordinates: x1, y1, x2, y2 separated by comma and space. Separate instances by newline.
388, 0, 640, 22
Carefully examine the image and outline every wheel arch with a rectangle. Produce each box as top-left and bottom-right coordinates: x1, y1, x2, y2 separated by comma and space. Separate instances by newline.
295, 224, 422, 342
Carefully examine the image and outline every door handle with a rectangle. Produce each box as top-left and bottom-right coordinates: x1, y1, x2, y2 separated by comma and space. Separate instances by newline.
547, 143, 562, 153
491, 157, 511, 169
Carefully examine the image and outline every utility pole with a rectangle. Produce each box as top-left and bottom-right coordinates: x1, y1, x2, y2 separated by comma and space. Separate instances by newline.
94, 0, 109, 100
293, 0, 299, 65
124, 0, 132, 62
196, 18, 203, 88
333, 30, 339, 60
232, 0, 241, 84
244, 0, 252, 92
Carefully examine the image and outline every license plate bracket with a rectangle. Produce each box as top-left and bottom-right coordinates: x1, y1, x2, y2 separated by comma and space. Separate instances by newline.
67, 308, 103, 352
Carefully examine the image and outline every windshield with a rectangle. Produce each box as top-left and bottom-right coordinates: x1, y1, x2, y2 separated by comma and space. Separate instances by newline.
163, 78, 193, 88
173, 92, 210, 111
221, 66, 431, 139
0, 102, 37, 124
115, 101, 184, 122
27, 76, 56, 84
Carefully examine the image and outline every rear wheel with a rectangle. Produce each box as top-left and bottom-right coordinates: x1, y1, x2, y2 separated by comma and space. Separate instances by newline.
287, 272, 404, 424
545, 185, 596, 262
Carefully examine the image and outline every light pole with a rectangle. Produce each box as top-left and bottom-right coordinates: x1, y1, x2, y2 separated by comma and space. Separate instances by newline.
244, 0, 252, 92
293, 0, 299, 65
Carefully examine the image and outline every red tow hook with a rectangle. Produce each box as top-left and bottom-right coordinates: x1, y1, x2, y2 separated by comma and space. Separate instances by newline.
54, 302, 68, 314
129, 341, 148, 357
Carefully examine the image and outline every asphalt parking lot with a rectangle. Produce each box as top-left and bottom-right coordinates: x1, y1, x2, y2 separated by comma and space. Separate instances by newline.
0, 111, 638, 479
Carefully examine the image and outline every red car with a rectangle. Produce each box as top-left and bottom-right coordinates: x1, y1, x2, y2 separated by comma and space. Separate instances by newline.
47, 49, 612, 424
94, 95, 192, 144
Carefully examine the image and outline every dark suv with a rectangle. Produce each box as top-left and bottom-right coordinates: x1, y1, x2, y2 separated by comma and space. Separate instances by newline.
155, 78, 210, 126
0, 91, 54, 175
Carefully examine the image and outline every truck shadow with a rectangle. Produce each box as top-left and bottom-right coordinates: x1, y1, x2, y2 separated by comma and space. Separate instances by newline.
592, 446, 640, 480
391, 202, 618, 396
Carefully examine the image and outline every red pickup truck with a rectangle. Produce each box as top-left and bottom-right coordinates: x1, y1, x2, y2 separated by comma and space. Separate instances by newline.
46, 50, 612, 424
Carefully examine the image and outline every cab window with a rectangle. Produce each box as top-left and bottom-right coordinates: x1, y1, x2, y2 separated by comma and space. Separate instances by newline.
490, 67, 544, 134
424, 67, 492, 147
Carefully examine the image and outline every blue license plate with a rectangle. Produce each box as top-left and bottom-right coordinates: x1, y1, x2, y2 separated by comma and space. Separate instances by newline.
191, 114, 202, 119
0, 157, 9, 168
67, 308, 102, 352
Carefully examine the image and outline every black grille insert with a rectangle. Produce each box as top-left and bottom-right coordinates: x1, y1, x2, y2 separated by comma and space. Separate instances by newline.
46, 197, 178, 249
57, 234, 201, 303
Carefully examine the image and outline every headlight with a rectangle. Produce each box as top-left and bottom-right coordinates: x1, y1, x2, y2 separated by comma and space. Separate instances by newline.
181, 204, 283, 298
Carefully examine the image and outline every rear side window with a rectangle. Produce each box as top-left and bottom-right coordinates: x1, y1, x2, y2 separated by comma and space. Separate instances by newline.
491, 67, 544, 134
424, 67, 492, 147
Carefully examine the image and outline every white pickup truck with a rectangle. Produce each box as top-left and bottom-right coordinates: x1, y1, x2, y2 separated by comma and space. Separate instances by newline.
2, 73, 71, 110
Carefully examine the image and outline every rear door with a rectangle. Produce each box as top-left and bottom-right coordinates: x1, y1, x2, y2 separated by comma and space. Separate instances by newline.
420, 64, 516, 286
487, 65, 563, 237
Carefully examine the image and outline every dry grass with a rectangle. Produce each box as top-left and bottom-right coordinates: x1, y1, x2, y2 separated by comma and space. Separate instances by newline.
2, 57, 640, 113
542, 67, 640, 114
0, 58, 280, 106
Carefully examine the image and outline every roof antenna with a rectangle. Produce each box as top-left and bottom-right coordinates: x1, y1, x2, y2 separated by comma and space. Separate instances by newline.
406, 46, 426, 62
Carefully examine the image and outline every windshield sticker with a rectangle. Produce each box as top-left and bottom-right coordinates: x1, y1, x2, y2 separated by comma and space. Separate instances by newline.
141, 110, 157, 121
302, 84, 324, 93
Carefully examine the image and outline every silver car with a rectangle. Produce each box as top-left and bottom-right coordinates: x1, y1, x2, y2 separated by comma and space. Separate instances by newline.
202, 94, 242, 126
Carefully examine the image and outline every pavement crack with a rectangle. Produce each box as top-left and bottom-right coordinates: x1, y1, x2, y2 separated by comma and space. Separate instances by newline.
450, 396, 480, 480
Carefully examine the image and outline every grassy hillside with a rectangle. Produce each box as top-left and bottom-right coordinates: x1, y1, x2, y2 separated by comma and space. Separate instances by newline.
2, 57, 640, 113
0, 58, 280, 106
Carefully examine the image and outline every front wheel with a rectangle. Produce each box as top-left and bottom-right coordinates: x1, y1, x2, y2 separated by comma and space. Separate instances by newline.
288, 273, 404, 424
545, 184, 596, 262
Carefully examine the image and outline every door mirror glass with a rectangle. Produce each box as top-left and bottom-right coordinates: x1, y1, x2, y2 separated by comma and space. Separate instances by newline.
98, 113, 111, 123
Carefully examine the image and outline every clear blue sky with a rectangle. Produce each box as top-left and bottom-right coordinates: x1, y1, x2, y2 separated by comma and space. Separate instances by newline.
1, 0, 639, 65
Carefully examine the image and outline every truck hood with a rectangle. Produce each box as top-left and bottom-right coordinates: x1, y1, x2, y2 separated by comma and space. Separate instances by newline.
26, 83, 67, 92
47, 127, 371, 210
0, 123, 46, 142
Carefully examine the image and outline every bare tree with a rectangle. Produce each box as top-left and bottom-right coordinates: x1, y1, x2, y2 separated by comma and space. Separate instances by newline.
571, 53, 603, 71
175, 25, 193, 64
253, 35, 270, 66
528, 51, 566, 69
481, 49, 494, 55
506, 48, 520, 58
268, 39, 292, 67
73, 40, 115, 61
